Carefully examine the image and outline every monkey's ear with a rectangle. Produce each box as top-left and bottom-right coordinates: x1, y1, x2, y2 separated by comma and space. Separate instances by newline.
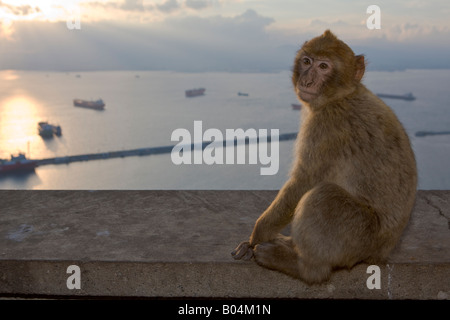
354, 55, 365, 81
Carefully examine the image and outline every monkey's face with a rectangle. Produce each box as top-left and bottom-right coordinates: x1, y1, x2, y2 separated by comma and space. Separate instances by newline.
292, 30, 365, 107
295, 54, 333, 103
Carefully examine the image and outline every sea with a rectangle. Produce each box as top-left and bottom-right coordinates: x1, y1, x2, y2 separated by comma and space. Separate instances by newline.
1, 69, 450, 190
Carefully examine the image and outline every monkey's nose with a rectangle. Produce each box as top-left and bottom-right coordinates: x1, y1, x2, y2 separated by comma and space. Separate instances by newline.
300, 79, 314, 88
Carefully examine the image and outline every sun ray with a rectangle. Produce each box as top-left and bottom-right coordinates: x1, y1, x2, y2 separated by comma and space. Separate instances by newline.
0, 0, 83, 23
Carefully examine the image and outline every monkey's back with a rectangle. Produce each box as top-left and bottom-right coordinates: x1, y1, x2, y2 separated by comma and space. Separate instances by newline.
298, 84, 417, 257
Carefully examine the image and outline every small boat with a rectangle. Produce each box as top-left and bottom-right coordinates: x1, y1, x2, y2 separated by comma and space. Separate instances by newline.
73, 98, 105, 110
291, 103, 302, 110
238, 92, 249, 97
38, 122, 62, 138
376, 92, 416, 101
0, 153, 38, 174
38, 121, 53, 138
53, 125, 62, 136
185, 88, 205, 98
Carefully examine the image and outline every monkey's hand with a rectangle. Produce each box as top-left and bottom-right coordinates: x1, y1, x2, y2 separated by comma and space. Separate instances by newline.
231, 241, 254, 261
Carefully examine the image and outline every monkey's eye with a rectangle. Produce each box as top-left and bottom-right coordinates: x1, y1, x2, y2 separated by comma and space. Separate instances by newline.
319, 63, 329, 70
302, 58, 311, 65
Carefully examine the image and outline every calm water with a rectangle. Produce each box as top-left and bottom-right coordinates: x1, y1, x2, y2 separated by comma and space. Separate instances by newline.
1, 69, 450, 190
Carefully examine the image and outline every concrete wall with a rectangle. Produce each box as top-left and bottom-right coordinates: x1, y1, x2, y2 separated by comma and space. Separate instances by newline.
0, 190, 449, 299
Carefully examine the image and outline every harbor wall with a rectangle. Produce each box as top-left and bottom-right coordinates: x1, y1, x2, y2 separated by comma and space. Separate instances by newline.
35, 132, 298, 166
0, 190, 449, 299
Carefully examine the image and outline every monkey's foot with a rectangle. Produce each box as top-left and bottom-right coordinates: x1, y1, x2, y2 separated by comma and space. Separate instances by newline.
231, 241, 254, 261
253, 238, 301, 279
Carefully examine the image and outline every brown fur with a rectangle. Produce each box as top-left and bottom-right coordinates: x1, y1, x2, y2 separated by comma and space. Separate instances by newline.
231, 30, 417, 284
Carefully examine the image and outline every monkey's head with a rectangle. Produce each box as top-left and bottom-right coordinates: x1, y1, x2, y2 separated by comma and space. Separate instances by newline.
292, 30, 365, 107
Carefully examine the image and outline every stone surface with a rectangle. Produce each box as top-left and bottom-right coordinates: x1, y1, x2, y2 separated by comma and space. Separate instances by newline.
0, 190, 449, 299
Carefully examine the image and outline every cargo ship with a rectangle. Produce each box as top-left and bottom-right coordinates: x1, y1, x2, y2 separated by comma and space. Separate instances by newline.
73, 98, 105, 110
291, 103, 302, 110
185, 88, 205, 98
0, 153, 38, 174
376, 92, 416, 101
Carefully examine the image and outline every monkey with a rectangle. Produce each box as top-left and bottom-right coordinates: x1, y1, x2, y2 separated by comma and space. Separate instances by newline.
231, 30, 417, 284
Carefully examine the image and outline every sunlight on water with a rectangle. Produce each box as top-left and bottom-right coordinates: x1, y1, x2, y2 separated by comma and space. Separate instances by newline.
0, 94, 41, 159
0, 70, 19, 81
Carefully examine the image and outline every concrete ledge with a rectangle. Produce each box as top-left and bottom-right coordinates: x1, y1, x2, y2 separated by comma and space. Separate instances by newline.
0, 190, 449, 299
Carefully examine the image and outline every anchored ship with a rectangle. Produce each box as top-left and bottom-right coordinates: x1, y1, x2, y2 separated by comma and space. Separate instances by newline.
73, 98, 105, 110
185, 88, 205, 98
291, 103, 302, 110
0, 153, 38, 174
38, 121, 62, 138
376, 92, 416, 101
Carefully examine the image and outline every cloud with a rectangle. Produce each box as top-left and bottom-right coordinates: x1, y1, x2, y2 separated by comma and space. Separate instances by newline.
0, 9, 285, 72
185, 0, 213, 10
86, 0, 208, 14
382, 23, 450, 44
164, 8, 274, 40
87, 0, 153, 12
309, 19, 348, 28
157, 0, 180, 13
1, 7, 450, 73
0, 1, 40, 16
120, 0, 147, 11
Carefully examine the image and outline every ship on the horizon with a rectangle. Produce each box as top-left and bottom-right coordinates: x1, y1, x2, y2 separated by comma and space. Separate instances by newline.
376, 92, 416, 101
73, 98, 105, 110
291, 103, 302, 110
0, 153, 38, 174
185, 88, 205, 98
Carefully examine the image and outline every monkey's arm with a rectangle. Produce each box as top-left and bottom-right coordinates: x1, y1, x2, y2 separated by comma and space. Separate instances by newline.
232, 177, 306, 260
249, 178, 303, 245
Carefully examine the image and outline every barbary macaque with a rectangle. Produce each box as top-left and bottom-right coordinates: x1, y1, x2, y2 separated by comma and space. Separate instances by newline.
232, 30, 417, 284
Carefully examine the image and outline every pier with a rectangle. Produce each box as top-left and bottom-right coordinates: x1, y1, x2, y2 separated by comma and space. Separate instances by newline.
35, 132, 298, 167
415, 130, 450, 137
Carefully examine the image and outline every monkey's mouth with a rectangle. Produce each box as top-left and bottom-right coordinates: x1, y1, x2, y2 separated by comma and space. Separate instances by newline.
299, 89, 319, 96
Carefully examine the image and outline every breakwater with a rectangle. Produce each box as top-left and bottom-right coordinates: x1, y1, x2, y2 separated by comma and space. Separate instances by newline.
36, 132, 298, 167
415, 131, 450, 137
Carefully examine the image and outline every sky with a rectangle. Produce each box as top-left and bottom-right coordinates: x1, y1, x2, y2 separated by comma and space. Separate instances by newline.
0, 0, 449, 72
